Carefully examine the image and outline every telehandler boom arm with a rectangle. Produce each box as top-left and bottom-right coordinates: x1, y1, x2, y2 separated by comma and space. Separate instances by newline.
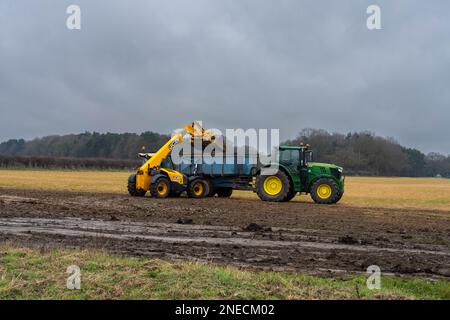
138, 133, 183, 174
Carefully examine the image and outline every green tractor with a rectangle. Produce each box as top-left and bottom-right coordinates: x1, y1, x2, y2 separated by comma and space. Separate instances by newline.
256, 145, 344, 204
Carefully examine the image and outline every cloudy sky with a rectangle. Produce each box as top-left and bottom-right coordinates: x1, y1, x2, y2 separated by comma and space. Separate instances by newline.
0, 0, 449, 153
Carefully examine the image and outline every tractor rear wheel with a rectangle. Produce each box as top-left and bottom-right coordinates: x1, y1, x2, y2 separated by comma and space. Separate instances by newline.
283, 189, 297, 202
187, 179, 210, 198
256, 171, 292, 202
128, 174, 146, 197
216, 188, 233, 198
150, 176, 171, 198
310, 178, 340, 204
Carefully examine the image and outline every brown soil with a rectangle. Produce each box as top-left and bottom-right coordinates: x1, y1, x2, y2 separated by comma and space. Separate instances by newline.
0, 188, 449, 278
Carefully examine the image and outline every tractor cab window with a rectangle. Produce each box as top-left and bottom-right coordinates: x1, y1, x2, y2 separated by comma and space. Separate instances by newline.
279, 149, 300, 164
299, 149, 313, 166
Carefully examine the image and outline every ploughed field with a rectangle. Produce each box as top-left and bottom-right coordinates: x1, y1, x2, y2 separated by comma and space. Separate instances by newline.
0, 170, 449, 279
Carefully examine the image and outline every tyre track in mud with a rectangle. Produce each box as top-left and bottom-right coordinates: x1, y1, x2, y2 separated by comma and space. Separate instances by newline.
0, 188, 449, 277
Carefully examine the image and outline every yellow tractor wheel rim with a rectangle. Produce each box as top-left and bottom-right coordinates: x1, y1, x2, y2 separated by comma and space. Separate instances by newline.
317, 184, 332, 199
157, 181, 168, 195
263, 176, 283, 196
193, 182, 204, 196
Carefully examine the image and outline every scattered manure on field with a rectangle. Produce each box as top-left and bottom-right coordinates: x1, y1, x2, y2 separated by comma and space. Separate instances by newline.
177, 218, 193, 225
338, 235, 359, 245
243, 223, 272, 232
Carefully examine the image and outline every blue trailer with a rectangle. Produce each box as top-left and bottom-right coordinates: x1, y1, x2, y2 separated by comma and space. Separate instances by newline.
162, 154, 259, 197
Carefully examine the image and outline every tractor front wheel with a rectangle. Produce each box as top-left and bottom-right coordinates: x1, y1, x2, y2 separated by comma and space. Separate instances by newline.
310, 178, 340, 204
150, 177, 171, 198
256, 171, 292, 202
335, 190, 344, 202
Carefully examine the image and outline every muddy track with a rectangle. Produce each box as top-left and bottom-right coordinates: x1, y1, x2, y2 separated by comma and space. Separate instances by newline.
0, 188, 449, 277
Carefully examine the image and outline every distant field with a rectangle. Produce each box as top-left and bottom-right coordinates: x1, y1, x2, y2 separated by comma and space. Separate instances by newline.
1, 169, 450, 210
0, 169, 128, 194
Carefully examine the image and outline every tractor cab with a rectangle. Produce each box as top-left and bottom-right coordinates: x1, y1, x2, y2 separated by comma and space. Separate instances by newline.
278, 145, 313, 167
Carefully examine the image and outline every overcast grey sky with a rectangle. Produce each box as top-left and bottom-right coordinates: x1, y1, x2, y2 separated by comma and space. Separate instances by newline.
0, 0, 449, 154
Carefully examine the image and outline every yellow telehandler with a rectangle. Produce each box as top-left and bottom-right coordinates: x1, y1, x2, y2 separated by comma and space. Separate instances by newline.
127, 123, 212, 198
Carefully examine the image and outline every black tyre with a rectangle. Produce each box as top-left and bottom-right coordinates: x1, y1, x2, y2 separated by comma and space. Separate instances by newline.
206, 180, 216, 197
150, 176, 171, 198
283, 189, 297, 202
187, 179, 210, 198
169, 190, 182, 197
127, 174, 146, 197
216, 188, 233, 198
256, 170, 292, 202
310, 178, 340, 204
335, 191, 344, 203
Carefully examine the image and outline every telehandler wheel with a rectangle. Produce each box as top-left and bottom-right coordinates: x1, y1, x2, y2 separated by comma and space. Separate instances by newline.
169, 190, 182, 197
216, 188, 233, 198
150, 177, 171, 198
256, 171, 292, 202
127, 174, 146, 197
187, 179, 210, 199
310, 178, 340, 204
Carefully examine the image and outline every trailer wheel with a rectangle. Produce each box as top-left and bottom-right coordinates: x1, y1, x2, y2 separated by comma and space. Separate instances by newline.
150, 176, 171, 198
310, 178, 340, 204
187, 179, 210, 198
128, 174, 146, 197
256, 171, 292, 202
217, 188, 233, 198
206, 180, 216, 197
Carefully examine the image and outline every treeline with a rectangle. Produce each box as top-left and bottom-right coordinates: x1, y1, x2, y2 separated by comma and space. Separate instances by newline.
284, 129, 450, 177
0, 155, 140, 170
1, 129, 449, 177
0, 131, 170, 159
